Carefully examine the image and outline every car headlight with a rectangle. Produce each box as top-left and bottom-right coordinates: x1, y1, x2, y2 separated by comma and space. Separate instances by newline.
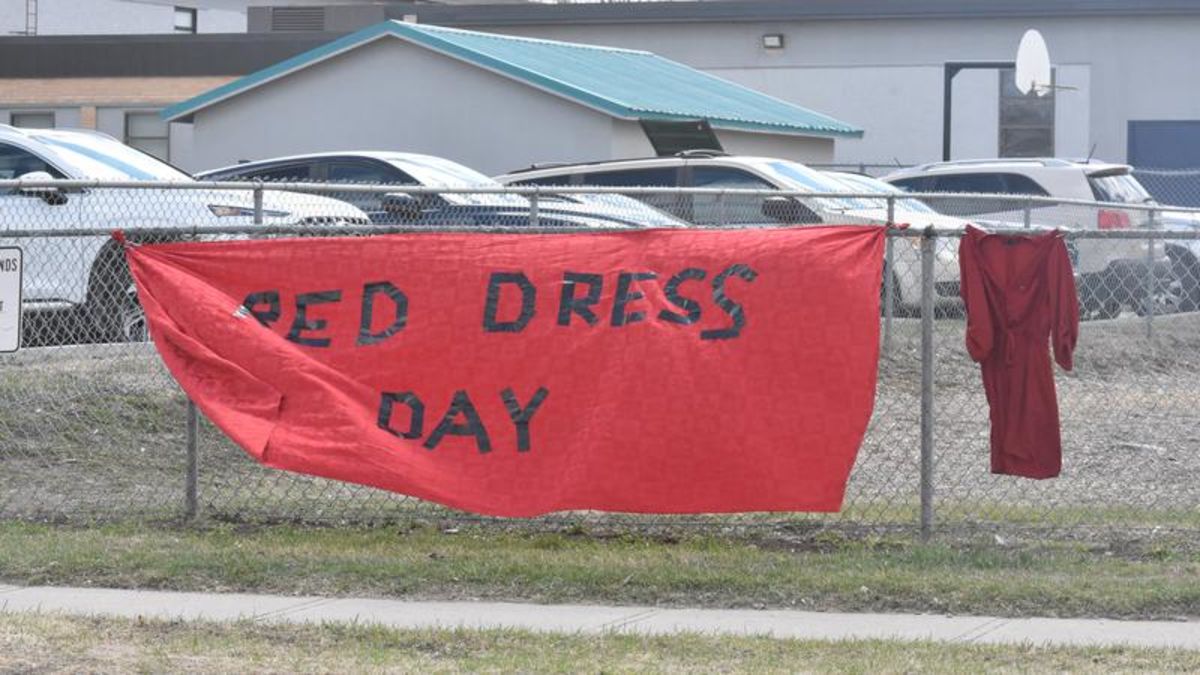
208, 205, 290, 218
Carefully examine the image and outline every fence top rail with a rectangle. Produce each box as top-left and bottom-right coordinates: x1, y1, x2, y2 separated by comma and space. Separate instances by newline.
3, 223, 1200, 240
4, 178, 1200, 216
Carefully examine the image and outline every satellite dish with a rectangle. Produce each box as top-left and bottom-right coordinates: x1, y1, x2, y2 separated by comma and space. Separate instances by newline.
1015, 29, 1052, 96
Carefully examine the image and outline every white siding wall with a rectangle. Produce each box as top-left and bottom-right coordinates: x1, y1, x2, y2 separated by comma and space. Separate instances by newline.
191, 38, 688, 174
718, 129, 835, 164
483, 15, 1200, 164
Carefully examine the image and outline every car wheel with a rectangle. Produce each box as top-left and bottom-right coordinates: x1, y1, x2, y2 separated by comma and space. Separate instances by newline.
1167, 248, 1200, 312
880, 269, 906, 317
1135, 262, 1184, 317
87, 244, 149, 344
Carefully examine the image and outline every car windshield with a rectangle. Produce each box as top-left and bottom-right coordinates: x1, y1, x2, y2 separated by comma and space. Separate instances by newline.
31, 132, 191, 181
384, 154, 527, 206
760, 161, 867, 210
1088, 172, 1154, 204
825, 172, 938, 214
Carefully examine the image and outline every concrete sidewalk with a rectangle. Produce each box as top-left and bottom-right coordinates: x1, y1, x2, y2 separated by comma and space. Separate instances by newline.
1, 584, 1197, 649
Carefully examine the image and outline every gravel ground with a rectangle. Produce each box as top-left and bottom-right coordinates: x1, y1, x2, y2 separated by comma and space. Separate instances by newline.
1, 312, 1197, 538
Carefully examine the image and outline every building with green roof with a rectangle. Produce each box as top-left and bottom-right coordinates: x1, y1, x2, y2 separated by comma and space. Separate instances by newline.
165, 20, 862, 173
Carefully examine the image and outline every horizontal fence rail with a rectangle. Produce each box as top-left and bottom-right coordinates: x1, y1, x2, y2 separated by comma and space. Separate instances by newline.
0, 182, 1197, 543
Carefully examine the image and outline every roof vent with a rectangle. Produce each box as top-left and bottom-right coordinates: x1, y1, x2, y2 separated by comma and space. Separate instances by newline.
269, 7, 326, 32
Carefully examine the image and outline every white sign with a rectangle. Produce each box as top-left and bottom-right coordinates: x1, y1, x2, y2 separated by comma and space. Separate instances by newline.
0, 247, 22, 353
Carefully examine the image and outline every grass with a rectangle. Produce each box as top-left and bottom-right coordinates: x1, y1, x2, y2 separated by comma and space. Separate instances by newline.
2, 522, 1198, 620
4, 612, 1200, 673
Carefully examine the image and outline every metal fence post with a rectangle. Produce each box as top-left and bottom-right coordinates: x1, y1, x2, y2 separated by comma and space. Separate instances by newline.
1023, 197, 1033, 229
185, 399, 198, 520
883, 196, 895, 354
253, 183, 264, 225
529, 189, 540, 228
919, 228, 936, 540
1145, 210, 1157, 339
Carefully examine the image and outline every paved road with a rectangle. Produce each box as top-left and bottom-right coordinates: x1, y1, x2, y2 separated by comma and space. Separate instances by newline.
2, 584, 1197, 649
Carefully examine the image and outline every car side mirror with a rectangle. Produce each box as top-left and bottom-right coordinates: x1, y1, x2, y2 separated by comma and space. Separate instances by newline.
381, 193, 422, 221
17, 171, 68, 206
762, 196, 820, 224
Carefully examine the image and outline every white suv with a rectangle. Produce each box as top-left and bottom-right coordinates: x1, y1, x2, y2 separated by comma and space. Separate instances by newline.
882, 158, 1173, 318
0, 125, 369, 343
497, 153, 970, 314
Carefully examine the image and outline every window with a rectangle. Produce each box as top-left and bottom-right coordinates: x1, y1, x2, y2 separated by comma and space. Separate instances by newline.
923, 172, 1049, 216
243, 164, 312, 182
0, 143, 65, 191
999, 69, 1055, 158
10, 112, 54, 129
325, 161, 413, 217
689, 166, 777, 225
577, 167, 678, 187
888, 176, 933, 192
578, 167, 681, 219
927, 173, 1048, 196
326, 161, 404, 185
511, 175, 572, 187
932, 173, 1008, 194
174, 7, 197, 33
124, 112, 170, 161
1088, 172, 1153, 204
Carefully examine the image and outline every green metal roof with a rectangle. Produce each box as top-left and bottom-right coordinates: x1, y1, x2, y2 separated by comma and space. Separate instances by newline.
163, 21, 862, 139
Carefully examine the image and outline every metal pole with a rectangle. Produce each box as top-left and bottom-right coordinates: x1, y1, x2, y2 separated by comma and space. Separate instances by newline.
1145, 210, 1157, 339
253, 184, 264, 225
1023, 198, 1033, 229
529, 190, 539, 228
919, 229, 936, 540
185, 400, 198, 520
942, 66, 955, 161
883, 196, 895, 354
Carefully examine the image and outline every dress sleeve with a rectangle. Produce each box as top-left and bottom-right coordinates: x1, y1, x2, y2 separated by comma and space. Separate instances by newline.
1048, 234, 1080, 371
959, 227, 994, 362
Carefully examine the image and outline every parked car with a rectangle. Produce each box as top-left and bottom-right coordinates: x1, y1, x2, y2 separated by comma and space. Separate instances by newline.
881, 158, 1177, 318
197, 152, 689, 230
0, 125, 370, 343
496, 152, 969, 314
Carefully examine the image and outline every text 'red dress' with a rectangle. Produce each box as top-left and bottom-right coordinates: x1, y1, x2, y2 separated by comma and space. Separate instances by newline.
958, 225, 1080, 479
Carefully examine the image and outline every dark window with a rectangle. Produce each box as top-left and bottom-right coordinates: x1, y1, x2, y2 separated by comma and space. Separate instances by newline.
888, 176, 933, 192
324, 161, 415, 218
577, 167, 678, 187
269, 6, 325, 32
932, 173, 1008, 194
10, 112, 54, 129
326, 161, 404, 185
999, 68, 1055, 157
0, 143, 65, 191
923, 172, 1049, 216
240, 164, 312, 182
1000, 174, 1050, 196
578, 166, 681, 218
923, 172, 1048, 196
174, 7, 197, 33
511, 175, 572, 186
689, 166, 777, 225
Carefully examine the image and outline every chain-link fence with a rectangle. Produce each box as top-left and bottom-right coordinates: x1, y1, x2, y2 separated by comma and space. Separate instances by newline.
1, 180, 1197, 543
810, 163, 1200, 211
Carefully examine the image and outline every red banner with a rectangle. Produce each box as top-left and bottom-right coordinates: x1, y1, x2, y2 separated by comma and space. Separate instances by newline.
125, 226, 884, 517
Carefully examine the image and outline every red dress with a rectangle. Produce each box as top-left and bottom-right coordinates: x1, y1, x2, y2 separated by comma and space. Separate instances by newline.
958, 225, 1080, 479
